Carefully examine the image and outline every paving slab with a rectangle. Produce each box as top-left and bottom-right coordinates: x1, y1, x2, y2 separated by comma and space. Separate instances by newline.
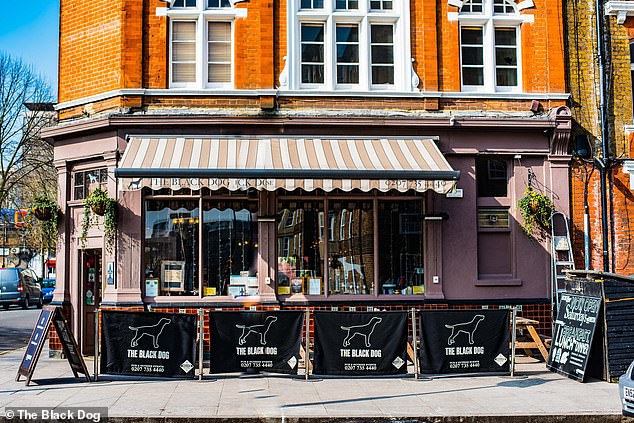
0, 347, 630, 422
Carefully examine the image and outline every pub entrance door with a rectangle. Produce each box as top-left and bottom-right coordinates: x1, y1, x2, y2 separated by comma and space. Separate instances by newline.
80, 249, 102, 356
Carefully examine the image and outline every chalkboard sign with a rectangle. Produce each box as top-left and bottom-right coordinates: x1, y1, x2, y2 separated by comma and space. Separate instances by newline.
16, 307, 90, 386
547, 293, 602, 382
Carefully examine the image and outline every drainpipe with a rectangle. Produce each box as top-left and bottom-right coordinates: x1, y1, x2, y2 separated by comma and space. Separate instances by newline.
596, 0, 611, 273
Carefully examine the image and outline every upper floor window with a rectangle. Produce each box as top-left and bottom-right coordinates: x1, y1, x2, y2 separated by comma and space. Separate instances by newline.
73, 169, 108, 200
458, 0, 522, 92
167, 0, 238, 89
284, 0, 413, 92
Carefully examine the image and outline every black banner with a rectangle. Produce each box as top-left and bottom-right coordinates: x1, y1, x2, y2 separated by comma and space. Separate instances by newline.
17, 308, 90, 385
420, 309, 510, 374
313, 312, 408, 376
209, 311, 304, 374
101, 311, 196, 378
547, 293, 602, 382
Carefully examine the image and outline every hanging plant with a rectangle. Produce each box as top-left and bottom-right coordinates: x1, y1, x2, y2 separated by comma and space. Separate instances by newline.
517, 186, 554, 236
29, 195, 58, 222
81, 188, 118, 252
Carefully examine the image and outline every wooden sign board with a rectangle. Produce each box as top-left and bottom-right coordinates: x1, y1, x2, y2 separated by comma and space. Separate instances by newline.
16, 307, 91, 386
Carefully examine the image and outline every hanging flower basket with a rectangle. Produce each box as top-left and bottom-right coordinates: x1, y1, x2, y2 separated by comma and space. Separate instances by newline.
517, 186, 554, 236
81, 188, 118, 252
29, 195, 59, 222
90, 201, 108, 216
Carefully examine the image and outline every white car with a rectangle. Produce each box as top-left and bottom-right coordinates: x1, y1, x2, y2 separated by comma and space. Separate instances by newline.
619, 361, 634, 416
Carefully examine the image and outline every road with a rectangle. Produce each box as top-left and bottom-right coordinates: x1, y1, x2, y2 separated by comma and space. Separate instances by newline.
0, 307, 39, 353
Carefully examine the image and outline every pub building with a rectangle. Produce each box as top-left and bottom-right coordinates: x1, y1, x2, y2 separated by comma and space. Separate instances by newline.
45, 0, 571, 356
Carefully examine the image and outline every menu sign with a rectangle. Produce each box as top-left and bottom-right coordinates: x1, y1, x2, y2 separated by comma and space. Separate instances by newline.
313, 312, 408, 376
209, 311, 304, 374
547, 293, 602, 382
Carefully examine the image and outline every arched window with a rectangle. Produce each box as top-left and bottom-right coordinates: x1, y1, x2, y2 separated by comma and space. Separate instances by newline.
458, 0, 523, 92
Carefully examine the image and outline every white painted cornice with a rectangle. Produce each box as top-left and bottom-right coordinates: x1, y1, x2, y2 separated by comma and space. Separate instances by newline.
605, 1, 634, 24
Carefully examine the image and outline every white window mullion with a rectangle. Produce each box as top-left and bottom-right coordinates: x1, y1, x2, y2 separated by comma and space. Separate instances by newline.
483, 21, 495, 92
325, 16, 335, 90
197, 15, 205, 88
359, 17, 370, 91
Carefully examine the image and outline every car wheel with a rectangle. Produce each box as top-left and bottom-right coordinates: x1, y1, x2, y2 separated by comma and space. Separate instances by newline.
36, 295, 43, 309
21, 295, 29, 310
2, 304, 9, 310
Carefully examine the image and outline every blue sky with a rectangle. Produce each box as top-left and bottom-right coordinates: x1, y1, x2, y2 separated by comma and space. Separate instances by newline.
0, 1, 59, 99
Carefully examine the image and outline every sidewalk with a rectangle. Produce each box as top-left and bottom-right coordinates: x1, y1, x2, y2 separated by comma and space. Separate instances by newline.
0, 347, 627, 422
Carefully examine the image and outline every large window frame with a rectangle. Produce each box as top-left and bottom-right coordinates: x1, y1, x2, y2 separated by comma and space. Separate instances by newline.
167, 0, 243, 89
458, 0, 524, 93
285, 0, 413, 92
276, 192, 426, 299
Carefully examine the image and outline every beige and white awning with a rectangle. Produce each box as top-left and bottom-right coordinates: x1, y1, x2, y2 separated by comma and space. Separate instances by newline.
115, 136, 459, 193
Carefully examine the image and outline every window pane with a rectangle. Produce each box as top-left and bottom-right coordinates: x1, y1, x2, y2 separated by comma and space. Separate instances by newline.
202, 201, 258, 297
462, 46, 483, 65
328, 201, 374, 295
462, 67, 483, 85
301, 24, 324, 42
173, 42, 196, 61
337, 65, 359, 83
371, 25, 393, 43
144, 201, 199, 296
337, 45, 359, 63
371, 46, 393, 64
476, 159, 507, 197
277, 201, 324, 296
173, 0, 197, 6
301, 44, 325, 62
461, 27, 483, 45
372, 66, 394, 84
378, 201, 424, 295
173, 21, 196, 41
495, 28, 516, 46
208, 64, 231, 83
173, 63, 196, 82
302, 65, 324, 83
336, 25, 358, 43
496, 68, 517, 86
208, 42, 231, 62
336, 0, 357, 8
495, 48, 517, 66
208, 22, 231, 41
207, 0, 231, 7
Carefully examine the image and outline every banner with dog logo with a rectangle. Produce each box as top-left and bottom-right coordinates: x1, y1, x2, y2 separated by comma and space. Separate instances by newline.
209, 311, 304, 374
313, 312, 408, 376
419, 309, 510, 374
100, 311, 196, 378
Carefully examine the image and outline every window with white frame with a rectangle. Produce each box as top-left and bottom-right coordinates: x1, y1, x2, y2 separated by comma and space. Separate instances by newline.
168, 0, 239, 89
285, 0, 413, 91
458, 0, 522, 92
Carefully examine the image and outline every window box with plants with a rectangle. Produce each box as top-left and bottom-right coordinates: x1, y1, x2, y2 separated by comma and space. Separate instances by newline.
81, 188, 118, 252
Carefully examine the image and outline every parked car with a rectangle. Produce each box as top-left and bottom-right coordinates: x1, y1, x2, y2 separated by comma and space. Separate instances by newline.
41, 278, 55, 303
619, 361, 634, 416
0, 268, 43, 310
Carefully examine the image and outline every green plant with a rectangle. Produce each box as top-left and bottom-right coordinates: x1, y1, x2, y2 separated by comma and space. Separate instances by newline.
81, 188, 118, 252
26, 194, 59, 255
517, 186, 554, 236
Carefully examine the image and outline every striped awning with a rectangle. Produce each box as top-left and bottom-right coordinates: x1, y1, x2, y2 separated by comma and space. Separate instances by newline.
115, 136, 459, 193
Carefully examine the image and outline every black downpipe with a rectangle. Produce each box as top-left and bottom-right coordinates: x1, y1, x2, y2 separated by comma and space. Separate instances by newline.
595, 0, 611, 272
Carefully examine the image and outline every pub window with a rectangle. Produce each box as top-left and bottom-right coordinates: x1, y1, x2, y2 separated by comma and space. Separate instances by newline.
277, 200, 325, 295
73, 168, 108, 200
144, 200, 199, 296
202, 200, 258, 297
476, 158, 507, 197
378, 201, 424, 295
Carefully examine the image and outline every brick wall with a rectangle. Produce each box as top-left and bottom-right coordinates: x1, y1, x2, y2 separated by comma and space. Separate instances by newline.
58, 0, 567, 115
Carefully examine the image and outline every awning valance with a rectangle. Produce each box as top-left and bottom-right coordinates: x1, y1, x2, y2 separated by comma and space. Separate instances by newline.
115, 137, 459, 193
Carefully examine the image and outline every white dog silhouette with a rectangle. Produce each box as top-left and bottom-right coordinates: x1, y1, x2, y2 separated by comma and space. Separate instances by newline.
341, 317, 382, 347
236, 316, 278, 345
445, 315, 485, 345
129, 317, 171, 348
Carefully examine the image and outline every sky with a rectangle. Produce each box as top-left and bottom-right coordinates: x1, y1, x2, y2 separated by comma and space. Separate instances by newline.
0, 1, 60, 99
